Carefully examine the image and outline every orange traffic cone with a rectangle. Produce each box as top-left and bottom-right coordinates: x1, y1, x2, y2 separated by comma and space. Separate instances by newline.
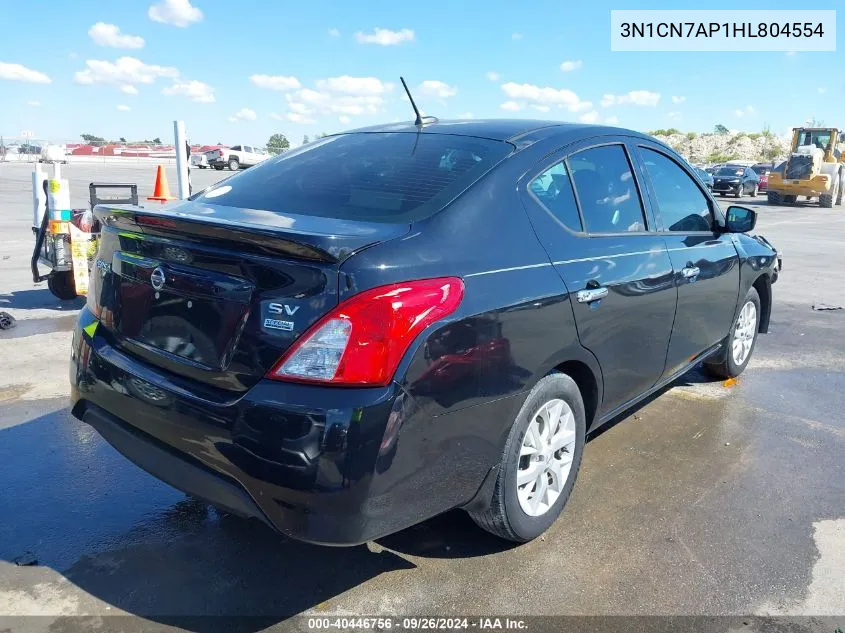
147, 165, 176, 202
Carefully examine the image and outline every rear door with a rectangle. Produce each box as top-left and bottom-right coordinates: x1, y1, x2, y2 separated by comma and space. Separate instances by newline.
634, 143, 740, 379
521, 140, 677, 415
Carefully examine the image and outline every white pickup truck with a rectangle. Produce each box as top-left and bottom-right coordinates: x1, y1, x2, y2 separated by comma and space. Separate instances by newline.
207, 144, 270, 171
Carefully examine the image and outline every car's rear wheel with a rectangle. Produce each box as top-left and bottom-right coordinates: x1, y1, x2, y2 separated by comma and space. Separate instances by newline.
767, 191, 781, 204
214, 165, 223, 171
784, 194, 797, 204
468, 372, 586, 542
703, 287, 760, 379
228, 158, 239, 171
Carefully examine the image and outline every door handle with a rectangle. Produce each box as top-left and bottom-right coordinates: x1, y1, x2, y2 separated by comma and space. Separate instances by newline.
576, 287, 608, 303
681, 266, 700, 279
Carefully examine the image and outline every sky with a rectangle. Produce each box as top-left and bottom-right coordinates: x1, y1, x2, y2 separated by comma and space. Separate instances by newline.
0, 0, 842, 147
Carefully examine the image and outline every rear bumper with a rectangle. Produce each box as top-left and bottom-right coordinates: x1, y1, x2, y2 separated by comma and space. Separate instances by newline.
69, 307, 497, 545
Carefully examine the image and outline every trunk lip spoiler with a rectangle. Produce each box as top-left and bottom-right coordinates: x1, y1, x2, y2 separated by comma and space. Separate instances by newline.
94, 203, 411, 263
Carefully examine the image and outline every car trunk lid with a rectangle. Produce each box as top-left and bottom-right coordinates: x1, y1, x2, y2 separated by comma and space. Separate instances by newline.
89, 200, 408, 392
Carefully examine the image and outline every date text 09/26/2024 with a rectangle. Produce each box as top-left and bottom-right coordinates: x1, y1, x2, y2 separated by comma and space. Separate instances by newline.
307, 617, 528, 630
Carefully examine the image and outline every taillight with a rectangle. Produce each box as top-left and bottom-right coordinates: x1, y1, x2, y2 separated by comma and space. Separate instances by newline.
267, 277, 464, 386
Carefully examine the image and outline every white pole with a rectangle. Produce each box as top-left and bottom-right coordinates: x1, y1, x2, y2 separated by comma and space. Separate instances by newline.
173, 120, 189, 200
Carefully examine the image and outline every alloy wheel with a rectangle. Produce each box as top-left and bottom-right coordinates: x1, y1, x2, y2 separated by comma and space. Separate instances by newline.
516, 398, 577, 517
732, 300, 757, 366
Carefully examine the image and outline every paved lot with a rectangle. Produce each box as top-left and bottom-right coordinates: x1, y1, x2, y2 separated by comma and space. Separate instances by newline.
0, 161, 843, 631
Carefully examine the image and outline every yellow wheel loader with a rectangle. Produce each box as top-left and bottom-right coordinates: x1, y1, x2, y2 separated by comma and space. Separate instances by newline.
767, 127, 845, 208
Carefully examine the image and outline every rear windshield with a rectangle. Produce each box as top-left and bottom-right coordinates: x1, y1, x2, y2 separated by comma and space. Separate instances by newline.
716, 166, 745, 177
195, 133, 512, 223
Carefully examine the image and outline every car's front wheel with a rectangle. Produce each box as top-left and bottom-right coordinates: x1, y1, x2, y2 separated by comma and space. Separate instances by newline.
228, 158, 239, 171
468, 372, 586, 542
704, 287, 760, 379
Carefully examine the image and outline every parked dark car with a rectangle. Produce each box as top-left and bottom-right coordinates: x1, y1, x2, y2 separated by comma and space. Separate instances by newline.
70, 120, 780, 545
712, 164, 760, 197
695, 167, 714, 190
752, 163, 774, 192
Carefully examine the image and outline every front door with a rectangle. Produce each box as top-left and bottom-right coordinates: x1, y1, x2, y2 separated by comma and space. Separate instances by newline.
634, 145, 741, 379
521, 141, 678, 415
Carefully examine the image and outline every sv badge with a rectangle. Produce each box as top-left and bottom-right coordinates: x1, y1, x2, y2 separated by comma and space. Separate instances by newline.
268, 303, 300, 316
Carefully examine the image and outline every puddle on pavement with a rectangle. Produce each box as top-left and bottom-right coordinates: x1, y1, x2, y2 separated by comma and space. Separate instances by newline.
0, 315, 77, 340
0, 384, 34, 402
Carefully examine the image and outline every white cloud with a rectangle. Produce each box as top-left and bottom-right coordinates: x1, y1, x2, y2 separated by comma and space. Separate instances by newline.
121, 84, 139, 95
162, 79, 215, 103
88, 23, 145, 49
418, 80, 457, 99
148, 0, 203, 27
671, 95, 686, 104
228, 107, 257, 123
328, 28, 340, 37
355, 28, 415, 46
501, 82, 592, 112
288, 101, 312, 115
0, 62, 51, 84
338, 115, 351, 124
734, 104, 755, 117
511, 33, 523, 40
75, 57, 178, 88
579, 110, 599, 123
605, 116, 619, 124
458, 112, 474, 119
500, 101, 522, 112
486, 71, 500, 81
117, 104, 131, 111
818, 87, 827, 95
250, 74, 301, 91
560, 60, 583, 72
600, 90, 660, 107
316, 75, 390, 95
531, 104, 550, 113
27, 101, 40, 107
285, 112, 316, 124
269, 113, 284, 121
668, 111, 680, 119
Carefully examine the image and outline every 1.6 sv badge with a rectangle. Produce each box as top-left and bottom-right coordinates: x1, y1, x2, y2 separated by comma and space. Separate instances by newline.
264, 302, 298, 332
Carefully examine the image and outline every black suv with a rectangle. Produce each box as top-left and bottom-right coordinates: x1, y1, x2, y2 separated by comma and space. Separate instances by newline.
70, 121, 780, 545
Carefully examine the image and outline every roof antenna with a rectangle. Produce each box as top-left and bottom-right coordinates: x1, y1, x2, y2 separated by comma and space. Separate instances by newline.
400, 76, 423, 126
400, 76, 438, 127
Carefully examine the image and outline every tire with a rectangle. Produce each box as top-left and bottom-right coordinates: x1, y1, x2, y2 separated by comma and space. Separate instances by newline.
47, 271, 77, 300
784, 195, 797, 204
820, 180, 837, 208
228, 158, 239, 171
214, 165, 223, 171
703, 287, 760, 380
836, 178, 843, 205
735, 184, 743, 198
468, 372, 586, 543
751, 183, 758, 197
767, 191, 781, 205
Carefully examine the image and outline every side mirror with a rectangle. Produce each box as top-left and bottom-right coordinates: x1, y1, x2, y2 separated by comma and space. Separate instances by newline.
725, 206, 756, 233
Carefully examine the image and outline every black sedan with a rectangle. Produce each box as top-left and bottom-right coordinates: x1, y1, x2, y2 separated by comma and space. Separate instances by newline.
712, 164, 760, 197
71, 120, 779, 545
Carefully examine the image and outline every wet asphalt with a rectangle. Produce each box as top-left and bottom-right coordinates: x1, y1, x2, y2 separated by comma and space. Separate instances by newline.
0, 161, 843, 631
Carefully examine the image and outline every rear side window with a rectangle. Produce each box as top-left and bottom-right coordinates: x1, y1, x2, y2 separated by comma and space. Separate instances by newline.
196, 133, 512, 223
568, 145, 646, 233
529, 161, 582, 232
231, 145, 241, 151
